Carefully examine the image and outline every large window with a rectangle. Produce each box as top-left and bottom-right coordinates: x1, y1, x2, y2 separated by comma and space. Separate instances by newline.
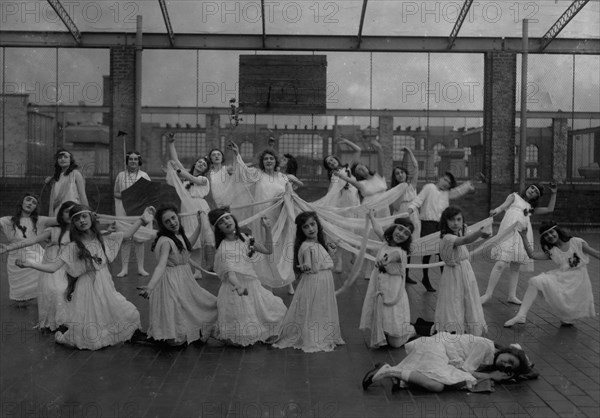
161, 132, 207, 163
392, 135, 416, 160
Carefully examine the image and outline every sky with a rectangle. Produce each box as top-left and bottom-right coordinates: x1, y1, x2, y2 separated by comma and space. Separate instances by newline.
1, 0, 599, 129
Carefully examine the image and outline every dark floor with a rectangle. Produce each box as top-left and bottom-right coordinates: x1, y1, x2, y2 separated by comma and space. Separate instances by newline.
0, 231, 599, 418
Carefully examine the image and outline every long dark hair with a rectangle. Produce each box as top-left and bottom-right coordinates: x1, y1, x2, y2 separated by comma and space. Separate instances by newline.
186, 156, 210, 190
293, 212, 327, 275
10, 192, 40, 238
52, 149, 79, 181
65, 204, 106, 301
258, 149, 280, 171
151, 204, 192, 253
350, 162, 375, 182
383, 218, 414, 253
208, 208, 246, 249
539, 221, 572, 255
439, 206, 466, 238
390, 166, 409, 188
283, 153, 298, 176
56, 200, 76, 248
520, 183, 544, 208
477, 345, 535, 379
323, 155, 344, 180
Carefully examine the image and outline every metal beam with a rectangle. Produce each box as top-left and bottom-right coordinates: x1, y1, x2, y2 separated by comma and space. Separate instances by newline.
261, 0, 266, 49
357, 0, 369, 48
46, 0, 81, 44
158, 0, 175, 47
1, 32, 598, 54
448, 0, 473, 49
27, 105, 600, 120
541, 0, 589, 51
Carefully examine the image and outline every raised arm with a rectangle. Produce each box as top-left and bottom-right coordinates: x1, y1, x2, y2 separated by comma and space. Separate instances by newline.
333, 170, 362, 191
533, 183, 557, 216
489, 193, 515, 217
403, 146, 419, 188
337, 138, 361, 161
169, 160, 209, 186
367, 209, 385, 241
253, 217, 273, 255
448, 180, 475, 200
0, 229, 52, 254
166, 133, 180, 163
370, 139, 384, 175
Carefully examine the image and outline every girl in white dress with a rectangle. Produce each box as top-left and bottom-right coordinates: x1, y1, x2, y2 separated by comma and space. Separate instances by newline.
316, 138, 361, 272
389, 146, 420, 284
230, 142, 298, 293
362, 333, 536, 393
1, 201, 75, 329
207, 148, 233, 209
138, 204, 218, 346
0, 193, 56, 305
360, 211, 416, 348
504, 221, 598, 328
434, 206, 490, 336
17, 204, 155, 350
46, 149, 88, 217
481, 183, 557, 305
208, 208, 287, 347
166, 133, 215, 275
273, 211, 344, 352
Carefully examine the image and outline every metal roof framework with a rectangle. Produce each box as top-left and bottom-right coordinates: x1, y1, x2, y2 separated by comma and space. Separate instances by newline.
1, 0, 594, 54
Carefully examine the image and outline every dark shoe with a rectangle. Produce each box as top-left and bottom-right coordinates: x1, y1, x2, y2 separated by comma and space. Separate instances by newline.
405, 276, 417, 285
560, 322, 574, 328
128, 330, 155, 346
422, 277, 436, 292
362, 363, 383, 390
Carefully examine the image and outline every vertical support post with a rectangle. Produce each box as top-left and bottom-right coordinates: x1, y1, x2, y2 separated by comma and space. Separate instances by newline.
519, 19, 528, 191
135, 15, 143, 151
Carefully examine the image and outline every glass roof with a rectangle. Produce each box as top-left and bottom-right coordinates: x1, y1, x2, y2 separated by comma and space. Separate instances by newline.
1, 0, 597, 39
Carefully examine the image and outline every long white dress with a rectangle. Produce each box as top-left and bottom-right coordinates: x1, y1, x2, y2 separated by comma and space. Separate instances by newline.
209, 166, 233, 209
0, 216, 53, 301
114, 169, 151, 217
231, 154, 295, 287
313, 165, 360, 209
37, 227, 70, 330
434, 235, 487, 336
49, 171, 84, 216
359, 174, 389, 275
273, 241, 345, 352
55, 232, 141, 350
391, 183, 421, 239
214, 236, 287, 346
360, 245, 415, 347
530, 237, 595, 322
373, 332, 496, 389
147, 237, 218, 344
492, 193, 534, 271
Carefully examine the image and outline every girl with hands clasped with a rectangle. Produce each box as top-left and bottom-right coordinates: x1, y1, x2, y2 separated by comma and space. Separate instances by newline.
16, 204, 155, 350
433, 206, 490, 337
273, 212, 345, 352
138, 205, 217, 347
359, 209, 416, 348
208, 208, 287, 346
481, 183, 557, 305
504, 221, 598, 328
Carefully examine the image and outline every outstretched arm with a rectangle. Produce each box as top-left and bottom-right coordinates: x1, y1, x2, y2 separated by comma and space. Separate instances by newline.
169, 160, 209, 186
16, 258, 65, 273
518, 228, 550, 260
333, 170, 362, 191
489, 193, 515, 217
0, 229, 52, 254
453, 227, 491, 247
582, 241, 600, 260
533, 183, 557, 215
121, 207, 155, 241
